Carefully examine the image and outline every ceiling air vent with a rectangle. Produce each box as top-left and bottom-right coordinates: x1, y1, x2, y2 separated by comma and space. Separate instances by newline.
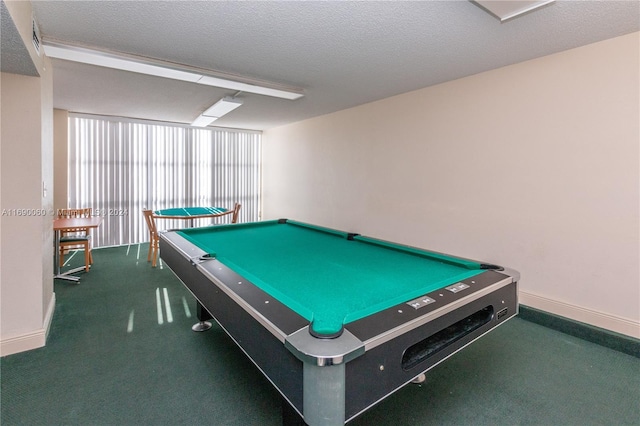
32, 15, 41, 56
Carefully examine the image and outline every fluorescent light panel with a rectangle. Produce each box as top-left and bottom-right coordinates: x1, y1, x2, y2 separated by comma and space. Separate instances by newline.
44, 43, 202, 83
202, 97, 243, 118
197, 75, 302, 100
191, 115, 218, 127
192, 97, 243, 127
472, 0, 555, 22
43, 42, 304, 100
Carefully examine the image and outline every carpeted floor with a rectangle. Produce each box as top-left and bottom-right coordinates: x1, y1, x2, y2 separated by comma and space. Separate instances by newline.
1, 245, 639, 425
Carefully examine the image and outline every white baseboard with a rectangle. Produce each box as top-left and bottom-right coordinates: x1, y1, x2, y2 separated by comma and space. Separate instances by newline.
519, 290, 639, 339
44, 292, 56, 337
0, 293, 56, 357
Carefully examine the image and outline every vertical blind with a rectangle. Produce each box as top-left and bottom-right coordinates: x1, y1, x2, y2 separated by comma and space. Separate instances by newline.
68, 114, 261, 248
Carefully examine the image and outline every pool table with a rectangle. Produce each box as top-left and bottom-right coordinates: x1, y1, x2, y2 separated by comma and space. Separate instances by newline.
159, 219, 519, 425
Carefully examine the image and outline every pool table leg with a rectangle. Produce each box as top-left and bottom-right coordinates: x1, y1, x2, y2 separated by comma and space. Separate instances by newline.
411, 373, 426, 384
191, 301, 213, 332
303, 362, 346, 426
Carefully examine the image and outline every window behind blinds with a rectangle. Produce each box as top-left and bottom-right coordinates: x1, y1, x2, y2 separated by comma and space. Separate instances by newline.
68, 114, 261, 248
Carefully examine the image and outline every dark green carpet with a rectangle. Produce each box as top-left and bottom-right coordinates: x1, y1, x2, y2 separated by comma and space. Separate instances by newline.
1, 245, 639, 425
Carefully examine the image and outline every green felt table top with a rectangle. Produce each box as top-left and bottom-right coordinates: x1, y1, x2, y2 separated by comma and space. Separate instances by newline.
155, 206, 227, 217
177, 220, 485, 335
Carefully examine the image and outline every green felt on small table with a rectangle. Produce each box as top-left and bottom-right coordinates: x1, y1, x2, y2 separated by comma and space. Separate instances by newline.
155, 206, 227, 217
177, 220, 485, 335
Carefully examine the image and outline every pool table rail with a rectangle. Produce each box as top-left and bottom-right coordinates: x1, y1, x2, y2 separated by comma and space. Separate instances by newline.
357, 271, 516, 351
285, 327, 365, 367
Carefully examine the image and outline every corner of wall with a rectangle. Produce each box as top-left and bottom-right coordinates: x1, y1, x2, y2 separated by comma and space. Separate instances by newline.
53, 109, 69, 211
0, 293, 55, 357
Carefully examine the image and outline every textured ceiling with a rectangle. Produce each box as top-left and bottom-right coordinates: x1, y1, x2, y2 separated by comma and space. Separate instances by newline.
26, 0, 640, 130
1, 1, 39, 76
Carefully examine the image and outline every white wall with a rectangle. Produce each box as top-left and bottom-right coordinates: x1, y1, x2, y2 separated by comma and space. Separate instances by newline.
263, 32, 640, 338
0, 0, 55, 356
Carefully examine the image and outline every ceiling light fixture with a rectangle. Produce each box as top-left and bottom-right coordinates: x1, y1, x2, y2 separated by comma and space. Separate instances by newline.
191, 96, 243, 127
197, 75, 302, 100
42, 41, 304, 100
471, 0, 555, 22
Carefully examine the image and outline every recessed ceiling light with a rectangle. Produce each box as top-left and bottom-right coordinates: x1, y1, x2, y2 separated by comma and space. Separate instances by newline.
472, 0, 555, 22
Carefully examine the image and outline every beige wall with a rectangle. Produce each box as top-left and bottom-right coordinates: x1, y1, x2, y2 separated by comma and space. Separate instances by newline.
54, 109, 69, 212
263, 32, 640, 338
0, 1, 55, 356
